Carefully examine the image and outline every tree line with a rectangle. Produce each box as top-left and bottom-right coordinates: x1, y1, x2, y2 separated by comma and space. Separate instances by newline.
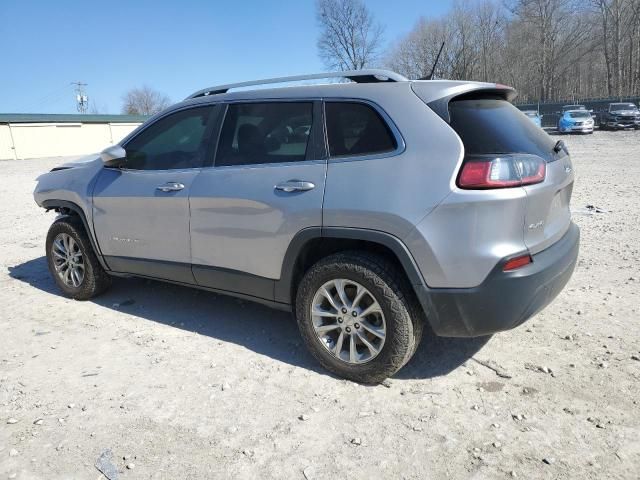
317, 0, 640, 103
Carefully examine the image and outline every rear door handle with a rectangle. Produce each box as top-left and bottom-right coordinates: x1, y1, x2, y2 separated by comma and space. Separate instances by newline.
156, 182, 185, 192
274, 180, 315, 193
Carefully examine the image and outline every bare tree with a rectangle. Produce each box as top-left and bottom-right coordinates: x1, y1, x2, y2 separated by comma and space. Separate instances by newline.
385, 18, 451, 79
591, 0, 640, 96
122, 86, 171, 115
475, 0, 504, 82
384, 0, 639, 101
449, 0, 478, 80
316, 0, 384, 70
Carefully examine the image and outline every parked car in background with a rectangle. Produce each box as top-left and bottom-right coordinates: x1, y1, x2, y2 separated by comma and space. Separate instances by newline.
523, 110, 542, 127
558, 110, 594, 134
33, 70, 579, 383
598, 102, 640, 130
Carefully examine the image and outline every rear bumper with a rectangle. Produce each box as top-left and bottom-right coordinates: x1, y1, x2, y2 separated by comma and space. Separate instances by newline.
416, 222, 580, 337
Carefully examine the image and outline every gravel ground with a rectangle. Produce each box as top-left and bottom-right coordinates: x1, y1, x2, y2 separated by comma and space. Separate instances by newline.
1, 131, 639, 480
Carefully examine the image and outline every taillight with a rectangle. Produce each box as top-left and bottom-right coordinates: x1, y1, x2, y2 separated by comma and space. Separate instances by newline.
457, 154, 546, 189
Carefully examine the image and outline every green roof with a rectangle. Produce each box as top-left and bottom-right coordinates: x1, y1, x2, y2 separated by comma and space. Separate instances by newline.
0, 113, 148, 124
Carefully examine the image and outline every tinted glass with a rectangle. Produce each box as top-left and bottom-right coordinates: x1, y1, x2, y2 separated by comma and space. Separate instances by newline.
449, 99, 555, 161
215, 102, 313, 167
611, 103, 637, 110
563, 105, 585, 111
125, 106, 215, 170
568, 111, 591, 118
325, 102, 397, 157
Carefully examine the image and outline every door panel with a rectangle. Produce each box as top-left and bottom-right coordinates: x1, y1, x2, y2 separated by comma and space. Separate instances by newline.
93, 168, 200, 281
91, 105, 219, 282
189, 161, 326, 284
189, 100, 326, 298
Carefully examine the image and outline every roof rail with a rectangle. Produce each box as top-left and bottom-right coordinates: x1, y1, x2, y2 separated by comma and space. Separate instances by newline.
186, 69, 408, 99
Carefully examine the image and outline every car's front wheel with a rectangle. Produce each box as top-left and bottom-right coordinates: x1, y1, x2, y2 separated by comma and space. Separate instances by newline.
295, 252, 422, 384
46, 217, 111, 300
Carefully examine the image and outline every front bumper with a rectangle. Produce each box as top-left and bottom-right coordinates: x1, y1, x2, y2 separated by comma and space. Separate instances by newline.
416, 222, 580, 337
606, 120, 640, 129
562, 124, 594, 133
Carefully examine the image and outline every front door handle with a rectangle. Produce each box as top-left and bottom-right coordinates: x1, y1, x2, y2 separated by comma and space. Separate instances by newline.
274, 180, 315, 193
156, 182, 185, 192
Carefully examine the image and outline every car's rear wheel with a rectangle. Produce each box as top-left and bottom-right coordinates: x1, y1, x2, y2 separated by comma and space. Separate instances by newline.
295, 252, 422, 384
46, 217, 111, 300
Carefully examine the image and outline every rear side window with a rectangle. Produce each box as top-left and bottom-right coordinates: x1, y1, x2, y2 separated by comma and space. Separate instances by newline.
215, 102, 313, 167
325, 102, 397, 157
125, 106, 215, 170
449, 99, 555, 161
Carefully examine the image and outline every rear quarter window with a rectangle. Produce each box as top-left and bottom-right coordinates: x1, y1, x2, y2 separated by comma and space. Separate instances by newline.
449, 99, 555, 161
325, 102, 397, 157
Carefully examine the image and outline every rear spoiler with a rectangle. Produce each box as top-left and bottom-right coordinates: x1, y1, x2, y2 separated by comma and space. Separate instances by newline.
412, 83, 517, 123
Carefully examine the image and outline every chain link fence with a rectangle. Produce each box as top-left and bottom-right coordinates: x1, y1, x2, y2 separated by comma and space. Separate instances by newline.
515, 96, 640, 127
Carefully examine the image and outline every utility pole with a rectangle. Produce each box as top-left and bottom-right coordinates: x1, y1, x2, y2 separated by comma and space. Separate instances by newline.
71, 82, 88, 114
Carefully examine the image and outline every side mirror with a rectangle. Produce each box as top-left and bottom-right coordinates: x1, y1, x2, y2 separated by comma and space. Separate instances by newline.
100, 145, 126, 167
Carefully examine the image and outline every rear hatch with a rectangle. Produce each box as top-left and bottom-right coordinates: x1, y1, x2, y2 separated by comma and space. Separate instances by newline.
447, 94, 574, 255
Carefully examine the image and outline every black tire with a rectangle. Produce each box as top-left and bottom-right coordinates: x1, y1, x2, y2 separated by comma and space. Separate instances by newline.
295, 251, 423, 384
45, 216, 111, 300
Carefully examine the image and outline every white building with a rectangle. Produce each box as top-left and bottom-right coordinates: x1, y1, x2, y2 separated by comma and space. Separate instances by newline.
0, 114, 147, 160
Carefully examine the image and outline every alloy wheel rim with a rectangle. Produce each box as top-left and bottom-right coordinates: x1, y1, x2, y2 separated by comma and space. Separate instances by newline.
310, 279, 386, 364
52, 233, 85, 288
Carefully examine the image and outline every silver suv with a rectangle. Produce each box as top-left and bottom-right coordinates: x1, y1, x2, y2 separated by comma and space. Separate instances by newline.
34, 70, 580, 383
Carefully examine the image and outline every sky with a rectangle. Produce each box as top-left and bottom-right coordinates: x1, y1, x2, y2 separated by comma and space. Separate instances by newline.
0, 0, 453, 114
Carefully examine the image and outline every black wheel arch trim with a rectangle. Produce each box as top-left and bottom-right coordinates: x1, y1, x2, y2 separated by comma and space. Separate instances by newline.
275, 226, 427, 304
40, 199, 111, 271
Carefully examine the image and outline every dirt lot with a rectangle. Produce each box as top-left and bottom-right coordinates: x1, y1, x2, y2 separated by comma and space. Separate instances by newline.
1, 130, 639, 480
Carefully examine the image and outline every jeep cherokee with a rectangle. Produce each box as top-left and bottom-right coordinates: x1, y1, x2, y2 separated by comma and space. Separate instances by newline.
34, 70, 580, 383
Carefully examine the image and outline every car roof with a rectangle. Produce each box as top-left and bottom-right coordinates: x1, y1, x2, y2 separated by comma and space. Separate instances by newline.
118, 73, 515, 146
131, 70, 514, 130
166, 78, 507, 114
180, 69, 506, 102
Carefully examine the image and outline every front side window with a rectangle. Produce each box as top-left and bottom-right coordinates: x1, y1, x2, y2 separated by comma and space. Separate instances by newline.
125, 106, 215, 170
325, 102, 397, 157
215, 102, 313, 167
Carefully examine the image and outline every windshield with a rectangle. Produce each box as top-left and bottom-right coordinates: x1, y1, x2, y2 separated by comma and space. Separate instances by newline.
568, 111, 591, 118
610, 103, 637, 111
449, 99, 555, 161
563, 105, 585, 111
524, 111, 538, 117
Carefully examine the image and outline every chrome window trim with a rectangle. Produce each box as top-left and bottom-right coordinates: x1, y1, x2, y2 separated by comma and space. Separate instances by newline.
203, 158, 326, 172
